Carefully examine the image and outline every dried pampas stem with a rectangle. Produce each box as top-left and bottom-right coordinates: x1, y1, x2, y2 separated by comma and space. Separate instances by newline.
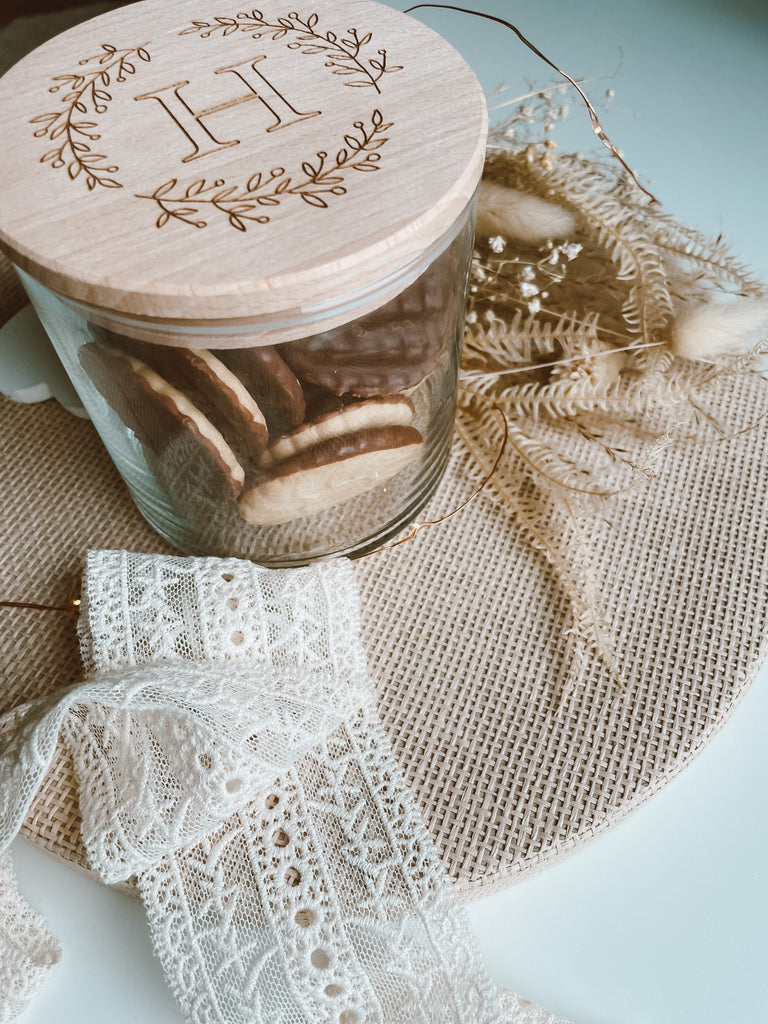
671, 298, 768, 361
475, 182, 577, 243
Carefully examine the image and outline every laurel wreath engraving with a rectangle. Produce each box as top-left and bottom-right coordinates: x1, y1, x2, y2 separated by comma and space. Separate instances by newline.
136, 109, 392, 230
29, 43, 151, 190
179, 9, 402, 93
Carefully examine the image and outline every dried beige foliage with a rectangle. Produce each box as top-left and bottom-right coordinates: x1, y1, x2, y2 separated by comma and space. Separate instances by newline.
457, 93, 768, 684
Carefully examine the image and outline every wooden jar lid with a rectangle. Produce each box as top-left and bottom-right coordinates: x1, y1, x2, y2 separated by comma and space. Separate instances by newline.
0, 0, 487, 335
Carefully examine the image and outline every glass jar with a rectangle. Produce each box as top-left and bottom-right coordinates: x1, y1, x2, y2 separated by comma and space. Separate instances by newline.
0, 0, 487, 563
16, 201, 476, 563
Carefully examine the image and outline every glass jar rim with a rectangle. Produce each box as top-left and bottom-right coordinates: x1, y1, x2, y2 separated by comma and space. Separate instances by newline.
18, 191, 478, 349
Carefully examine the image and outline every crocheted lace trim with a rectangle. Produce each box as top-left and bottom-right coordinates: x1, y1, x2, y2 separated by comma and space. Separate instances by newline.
0, 550, 571, 1024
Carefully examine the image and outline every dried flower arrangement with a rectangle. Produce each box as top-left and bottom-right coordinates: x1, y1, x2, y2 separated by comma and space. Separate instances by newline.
455, 85, 768, 685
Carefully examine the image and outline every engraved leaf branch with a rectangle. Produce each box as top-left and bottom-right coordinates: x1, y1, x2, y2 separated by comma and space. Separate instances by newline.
29, 43, 151, 190
179, 10, 402, 92
137, 109, 392, 230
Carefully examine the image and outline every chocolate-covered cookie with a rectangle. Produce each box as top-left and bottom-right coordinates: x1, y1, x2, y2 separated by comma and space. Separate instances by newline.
218, 345, 306, 436
92, 330, 270, 457
240, 425, 423, 525
279, 234, 463, 397
258, 395, 415, 469
79, 342, 244, 496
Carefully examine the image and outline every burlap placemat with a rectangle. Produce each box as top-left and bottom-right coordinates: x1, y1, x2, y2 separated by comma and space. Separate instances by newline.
3, 6, 768, 901
3, 364, 768, 898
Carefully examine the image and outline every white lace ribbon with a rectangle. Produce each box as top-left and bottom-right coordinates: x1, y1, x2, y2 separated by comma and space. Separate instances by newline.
2, 659, 365, 884
0, 550, 572, 1024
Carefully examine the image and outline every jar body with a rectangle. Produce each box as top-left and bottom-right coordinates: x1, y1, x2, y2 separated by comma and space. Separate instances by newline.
17, 201, 475, 565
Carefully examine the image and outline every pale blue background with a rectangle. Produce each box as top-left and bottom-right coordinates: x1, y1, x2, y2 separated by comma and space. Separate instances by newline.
403, 0, 768, 279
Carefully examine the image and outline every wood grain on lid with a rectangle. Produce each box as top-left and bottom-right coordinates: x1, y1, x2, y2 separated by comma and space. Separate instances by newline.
0, 0, 487, 326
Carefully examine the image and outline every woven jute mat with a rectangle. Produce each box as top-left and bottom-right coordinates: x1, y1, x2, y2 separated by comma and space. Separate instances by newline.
3, 364, 768, 898
3, 8, 768, 900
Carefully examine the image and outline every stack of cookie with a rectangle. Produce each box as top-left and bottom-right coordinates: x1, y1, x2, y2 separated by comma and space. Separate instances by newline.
78, 231, 467, 559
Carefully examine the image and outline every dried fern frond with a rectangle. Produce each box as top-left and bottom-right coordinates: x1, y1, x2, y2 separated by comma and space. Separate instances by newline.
462, 372, 689, 422
462, 310, 601, 378
455, 392, 620, 683
483, 151, 676, 342
644, 212, 766, 298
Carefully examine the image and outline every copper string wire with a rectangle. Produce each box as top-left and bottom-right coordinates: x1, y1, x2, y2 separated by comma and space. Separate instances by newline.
403, 2, 659, 204
0, 598, 80, 615
357, 403, 509, 557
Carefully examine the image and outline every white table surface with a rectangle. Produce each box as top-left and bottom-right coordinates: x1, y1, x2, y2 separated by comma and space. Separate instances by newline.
6, 1, 768, 1022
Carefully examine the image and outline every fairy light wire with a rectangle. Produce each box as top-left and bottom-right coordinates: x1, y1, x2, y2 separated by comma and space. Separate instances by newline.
357, 403, 509, 557
403, 2, 658, 204
460, 338, 664, 381
0, 598, 81, 615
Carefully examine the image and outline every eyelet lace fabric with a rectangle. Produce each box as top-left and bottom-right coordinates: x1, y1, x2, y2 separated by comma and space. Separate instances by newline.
0, 550, 572, 1024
